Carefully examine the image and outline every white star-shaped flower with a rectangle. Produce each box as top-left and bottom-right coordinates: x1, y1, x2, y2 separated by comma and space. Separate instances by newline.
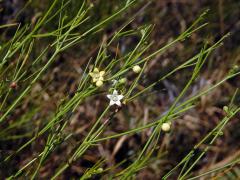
107, 90, 124, 106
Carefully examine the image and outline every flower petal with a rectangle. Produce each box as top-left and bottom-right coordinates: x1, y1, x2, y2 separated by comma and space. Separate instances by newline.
107, 95, 112, 99
100, 71, 105, 76
115, 100, 121, 106
92, 78, 97, 82
109, 100, 115, 106
113, 90, 118, 95
118, 95, 124, 100
89, 72, 94, 77
96, 80, 103, 87
93, 68, 99, 72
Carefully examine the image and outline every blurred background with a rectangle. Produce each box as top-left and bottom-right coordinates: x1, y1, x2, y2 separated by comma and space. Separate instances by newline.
0, 0, 240, 179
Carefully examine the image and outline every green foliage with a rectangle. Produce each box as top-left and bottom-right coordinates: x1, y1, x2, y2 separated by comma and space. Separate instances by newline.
0, 0, 239, 179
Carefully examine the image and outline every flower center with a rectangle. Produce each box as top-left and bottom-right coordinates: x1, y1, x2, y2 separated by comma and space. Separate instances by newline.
112, 95, 118, 101
93, 73, 100, 78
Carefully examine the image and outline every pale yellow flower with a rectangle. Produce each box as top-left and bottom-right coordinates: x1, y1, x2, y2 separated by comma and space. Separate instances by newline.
89, 68, 105, 86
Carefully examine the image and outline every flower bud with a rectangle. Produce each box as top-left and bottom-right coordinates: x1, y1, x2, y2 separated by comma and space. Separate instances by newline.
223, 106, 229, 113
10, 82, 17, 89
96, 168, 103, 173
161, 122, 171, 132
119, 78, 127, 84
132, 65, 141, 73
